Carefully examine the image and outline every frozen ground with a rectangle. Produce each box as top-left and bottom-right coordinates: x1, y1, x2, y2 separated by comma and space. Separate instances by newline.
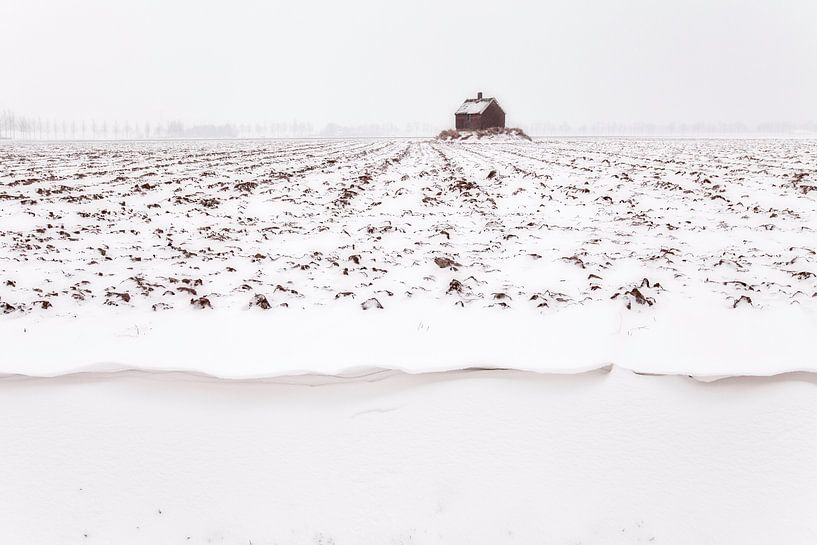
0, 138, 815, 376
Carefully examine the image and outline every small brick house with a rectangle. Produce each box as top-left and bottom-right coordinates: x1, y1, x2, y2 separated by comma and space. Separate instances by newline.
455, 92, 506, 131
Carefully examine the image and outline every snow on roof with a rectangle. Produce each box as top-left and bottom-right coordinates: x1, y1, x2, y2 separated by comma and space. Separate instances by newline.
455, 97, 495, 115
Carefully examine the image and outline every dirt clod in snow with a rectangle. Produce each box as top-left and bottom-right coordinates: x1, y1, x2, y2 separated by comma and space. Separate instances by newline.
361, 297, 383, 310
106, 292, 131, 303
434, 257, 460, 269
190, 297, 212, 309
733, 295, 753, 308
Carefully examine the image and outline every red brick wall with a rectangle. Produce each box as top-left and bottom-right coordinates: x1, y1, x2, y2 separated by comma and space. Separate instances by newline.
454, 102, 506, 131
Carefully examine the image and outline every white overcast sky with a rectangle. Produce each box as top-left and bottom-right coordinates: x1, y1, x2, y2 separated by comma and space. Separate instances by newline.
1, 0, 815, 127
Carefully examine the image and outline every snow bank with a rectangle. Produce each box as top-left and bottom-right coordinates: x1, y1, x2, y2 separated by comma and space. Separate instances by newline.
1, 297, 816, 378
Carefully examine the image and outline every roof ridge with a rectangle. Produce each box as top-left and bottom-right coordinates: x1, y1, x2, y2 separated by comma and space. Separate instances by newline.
455, 96, 499, 115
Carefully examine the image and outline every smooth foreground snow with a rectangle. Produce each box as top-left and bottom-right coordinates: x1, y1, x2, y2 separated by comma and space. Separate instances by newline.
1, 367, 816, 545
1, 139, 815, 377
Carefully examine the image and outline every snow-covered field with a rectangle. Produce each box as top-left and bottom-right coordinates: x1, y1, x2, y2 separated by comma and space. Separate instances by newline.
2, 138, 817, 544
1, 138, 815, 376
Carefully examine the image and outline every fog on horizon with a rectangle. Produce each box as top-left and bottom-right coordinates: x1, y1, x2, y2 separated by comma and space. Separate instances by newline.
1, 0, 816, 134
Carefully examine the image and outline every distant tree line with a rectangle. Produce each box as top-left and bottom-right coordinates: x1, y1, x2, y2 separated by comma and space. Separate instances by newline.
0, 111, 442, 140
0, 112, 317, 140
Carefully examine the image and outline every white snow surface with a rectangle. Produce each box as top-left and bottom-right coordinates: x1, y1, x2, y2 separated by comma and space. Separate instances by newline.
1, 367, 816, 544
1, 138, 816, 377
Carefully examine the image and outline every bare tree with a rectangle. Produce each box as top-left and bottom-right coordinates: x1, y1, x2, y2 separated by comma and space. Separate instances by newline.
16, 116, 26, 140
0, 111, 8, 139
167, 120, 184, 137
9, 112, 17, 139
